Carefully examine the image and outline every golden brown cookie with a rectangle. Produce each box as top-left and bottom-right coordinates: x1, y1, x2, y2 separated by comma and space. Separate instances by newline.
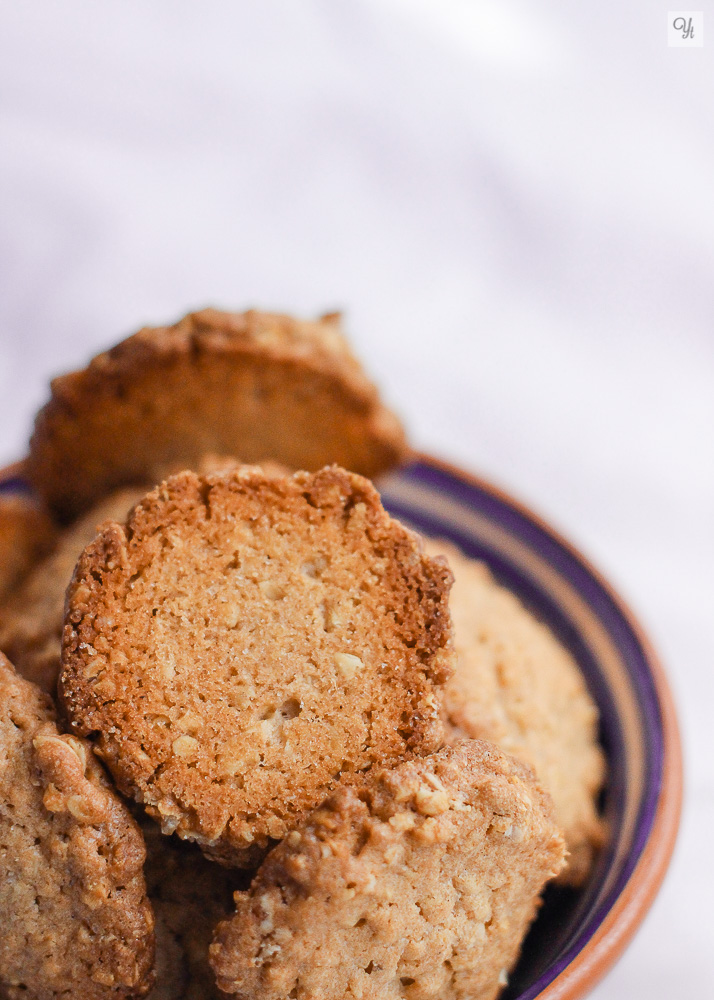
28, 308, 409, 521
0, 654, 155, 999
0, 490, 56, 600
425, 539, 606, 885
59, 466, 453, 867
210, 740, 566, 1000
0, 486, 148, 694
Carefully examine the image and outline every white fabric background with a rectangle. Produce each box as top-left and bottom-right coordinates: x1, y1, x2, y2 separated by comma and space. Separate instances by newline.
1, 1, 712, 992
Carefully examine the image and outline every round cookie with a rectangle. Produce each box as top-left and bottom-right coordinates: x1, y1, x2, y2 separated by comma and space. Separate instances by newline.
28, 308, 409, 521
0, 654, 155, 999
210, 740, 566, 1000
424, 539, 606, 886
0, 486, 148, 694
0, 490, 56, 601
59, 465, 453, 866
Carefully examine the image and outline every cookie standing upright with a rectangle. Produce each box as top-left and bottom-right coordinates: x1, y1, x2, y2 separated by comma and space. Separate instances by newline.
28, 309, 408, 521
210, 741, 566, 1000
0, 654, 155, 999
59, 465, 454, 866
425, 539, 606, 885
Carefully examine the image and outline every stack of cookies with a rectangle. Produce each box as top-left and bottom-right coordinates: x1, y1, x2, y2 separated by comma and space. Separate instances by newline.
0, 309, 605, 1000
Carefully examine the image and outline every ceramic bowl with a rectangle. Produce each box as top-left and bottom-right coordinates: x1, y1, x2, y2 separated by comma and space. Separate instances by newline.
0, 454, 682, 999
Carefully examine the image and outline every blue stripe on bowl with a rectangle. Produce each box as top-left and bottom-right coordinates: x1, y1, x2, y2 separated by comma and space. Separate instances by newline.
379, 459, 664, 999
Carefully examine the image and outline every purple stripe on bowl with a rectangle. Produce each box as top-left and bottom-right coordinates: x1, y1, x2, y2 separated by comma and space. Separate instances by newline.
0, 477, 32, 495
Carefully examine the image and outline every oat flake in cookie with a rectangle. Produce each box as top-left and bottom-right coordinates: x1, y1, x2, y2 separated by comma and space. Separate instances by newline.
210, 740, 566, 1000
59, 465, 453, 867
0, 654, 155, 1000
28, 308, 408, 522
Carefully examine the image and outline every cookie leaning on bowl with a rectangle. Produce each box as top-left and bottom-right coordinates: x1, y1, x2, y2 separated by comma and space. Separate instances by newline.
0, 654, 155, 999
28, 308, 409, 522
210, 740, 566, 1000
59, 465, 454, 867
424, 539, 606, 886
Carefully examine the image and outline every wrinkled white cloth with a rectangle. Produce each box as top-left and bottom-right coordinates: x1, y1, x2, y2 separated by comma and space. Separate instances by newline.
0, 1, 711, 993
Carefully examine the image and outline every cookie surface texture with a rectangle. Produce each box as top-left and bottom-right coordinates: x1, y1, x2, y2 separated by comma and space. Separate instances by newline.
28, 309, 408, 520
0, 654, 155, 999
59, 466, 453, 865
425, 539, 606, 885
210, 740, 566, 1000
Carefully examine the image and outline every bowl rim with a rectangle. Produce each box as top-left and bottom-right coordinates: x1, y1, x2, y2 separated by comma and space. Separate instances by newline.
407, 452, 682, 1000
1, 453, 682, 999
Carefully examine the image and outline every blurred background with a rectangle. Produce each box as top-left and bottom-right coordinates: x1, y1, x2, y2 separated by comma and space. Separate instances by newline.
1, 1, 711, 993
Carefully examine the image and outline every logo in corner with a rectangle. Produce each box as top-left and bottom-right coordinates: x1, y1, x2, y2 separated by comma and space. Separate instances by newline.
668, 11, 703, 46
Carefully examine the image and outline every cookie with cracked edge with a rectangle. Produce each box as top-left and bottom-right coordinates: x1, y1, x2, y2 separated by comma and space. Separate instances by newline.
0, 491, 57, 601
27, 308, 409, 521
0, 486, 149, 695
424, 539, 606, 886
209, 740, 566, 1000
59, 465, 453, 867
0, 653, 155, 999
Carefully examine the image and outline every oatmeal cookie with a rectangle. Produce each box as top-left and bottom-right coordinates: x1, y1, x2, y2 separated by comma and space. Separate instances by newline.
0, 486, 148, 694
424, 539, 606, 885
28, 309, 408, 521
210, 740, 566, 1000
0, 490, 56, 600
59, 465, 453, 867
0, 654, 155, 999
